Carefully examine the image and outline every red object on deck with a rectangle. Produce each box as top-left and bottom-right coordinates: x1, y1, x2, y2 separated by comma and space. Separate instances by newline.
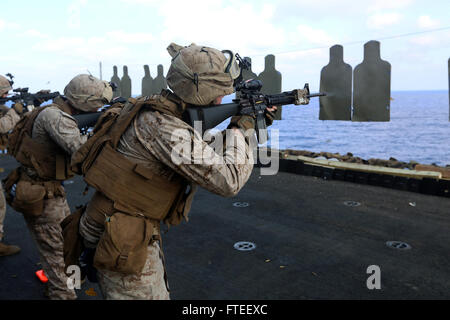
35, 270, 48, 283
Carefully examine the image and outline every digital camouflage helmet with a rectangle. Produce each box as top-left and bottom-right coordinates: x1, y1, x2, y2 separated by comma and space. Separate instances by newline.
64, 74, 113, 112
166, 43, 241, 106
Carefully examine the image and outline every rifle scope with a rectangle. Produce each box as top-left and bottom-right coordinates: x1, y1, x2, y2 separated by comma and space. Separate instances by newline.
13, 88, 29, 93
235, 79, 263, 92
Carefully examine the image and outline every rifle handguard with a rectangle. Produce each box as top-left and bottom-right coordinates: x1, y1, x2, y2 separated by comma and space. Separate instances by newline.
293, 89, 310, 105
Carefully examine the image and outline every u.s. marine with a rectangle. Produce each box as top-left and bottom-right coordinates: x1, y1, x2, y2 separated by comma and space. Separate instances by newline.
4, 74, 113, 299
0, 74, 22, 257
69, 43, 276, 299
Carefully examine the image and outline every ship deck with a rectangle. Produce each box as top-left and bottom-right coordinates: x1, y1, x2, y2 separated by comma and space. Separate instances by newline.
0, 155, 449, 300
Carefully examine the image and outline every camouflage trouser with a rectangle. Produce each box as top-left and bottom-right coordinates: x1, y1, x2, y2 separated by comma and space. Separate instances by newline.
0, 182, 6, 241
25, 196, 77, 300
97, 241, 170, 300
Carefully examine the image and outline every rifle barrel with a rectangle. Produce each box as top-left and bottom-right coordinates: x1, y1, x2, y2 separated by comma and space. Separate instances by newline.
307, 92, 326, 98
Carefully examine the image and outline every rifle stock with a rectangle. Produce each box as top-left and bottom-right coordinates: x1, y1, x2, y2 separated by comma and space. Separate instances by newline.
74, 112, 102, 131
183, 103, 240, 132
74, 104, 242, 133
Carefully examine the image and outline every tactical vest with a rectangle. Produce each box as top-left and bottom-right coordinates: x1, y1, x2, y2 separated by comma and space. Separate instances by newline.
7, 99, 74, 181
3, 99, 75, 216
72, 90, 196, 226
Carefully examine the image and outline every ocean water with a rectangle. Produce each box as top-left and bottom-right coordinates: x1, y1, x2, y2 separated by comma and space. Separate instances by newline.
219, 91, 450, 167
5, 91, 449, 166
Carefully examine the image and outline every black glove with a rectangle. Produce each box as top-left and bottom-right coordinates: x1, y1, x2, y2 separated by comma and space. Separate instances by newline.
79, 247, 98, 283
264, 109, 276, 127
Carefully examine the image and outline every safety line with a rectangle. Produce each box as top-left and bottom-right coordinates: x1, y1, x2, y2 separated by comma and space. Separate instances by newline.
248, 26, 450, 57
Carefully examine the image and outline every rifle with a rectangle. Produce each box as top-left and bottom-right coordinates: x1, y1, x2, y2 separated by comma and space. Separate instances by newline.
73, 81, 324, 143
184, 79, 325, 143
73, 53, 325, 143
0, 87, 60, 111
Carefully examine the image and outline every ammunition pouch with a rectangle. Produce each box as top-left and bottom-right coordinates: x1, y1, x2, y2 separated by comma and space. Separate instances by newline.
12, 180, 46, 217
94, 212, 158, 275
81, 191, 161, 275
61, 205, 86, 271
3, 167, 66, 218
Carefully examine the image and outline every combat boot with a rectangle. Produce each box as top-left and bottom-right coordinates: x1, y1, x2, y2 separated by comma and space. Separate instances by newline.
0, 242, 21, 256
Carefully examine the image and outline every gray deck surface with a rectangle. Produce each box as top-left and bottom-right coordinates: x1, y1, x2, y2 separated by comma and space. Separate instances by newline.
0, 155, 449, 300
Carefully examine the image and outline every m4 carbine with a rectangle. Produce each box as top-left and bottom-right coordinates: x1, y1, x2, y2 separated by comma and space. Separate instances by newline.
74, 80, 325, 143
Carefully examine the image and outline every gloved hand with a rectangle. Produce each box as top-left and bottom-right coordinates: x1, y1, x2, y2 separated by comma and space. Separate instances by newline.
228, 105, 278, 131
227, 115, 256, 131
264, 108, 276, 127
13, 102, 24, 115
79, 247, 98, 283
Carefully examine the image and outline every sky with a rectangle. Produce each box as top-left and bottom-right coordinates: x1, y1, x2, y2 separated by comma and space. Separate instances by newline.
0, 0, 449, 94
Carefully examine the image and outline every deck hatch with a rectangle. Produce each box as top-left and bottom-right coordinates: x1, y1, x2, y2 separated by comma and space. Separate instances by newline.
343, 201, 361, 207
234, 241, 256, 251
233, 202, 249, 208
386, 241, 411, 250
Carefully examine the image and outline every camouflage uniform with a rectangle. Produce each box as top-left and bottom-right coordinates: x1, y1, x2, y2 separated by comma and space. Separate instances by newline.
97, 242, 169, 300
80, 106, 254, 300
0, 74, 21, 255
14, 75, 112, 299
0, 108, 20, 242
79, 44, 254, 299
24, 102, 86, 300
